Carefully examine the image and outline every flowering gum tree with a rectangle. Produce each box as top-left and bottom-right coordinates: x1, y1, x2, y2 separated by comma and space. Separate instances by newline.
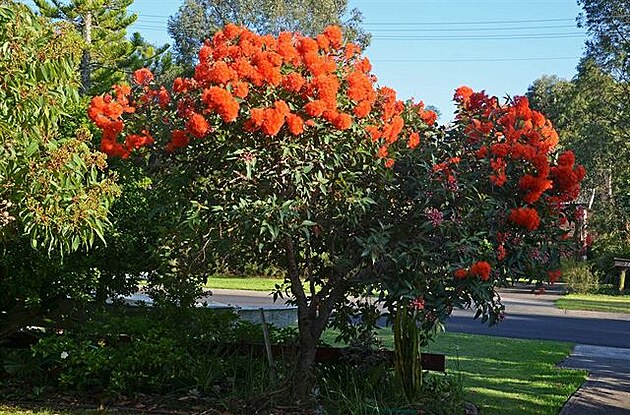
365, 88, 586, 400
88, 23, 585, 403
88, 24, 438, 401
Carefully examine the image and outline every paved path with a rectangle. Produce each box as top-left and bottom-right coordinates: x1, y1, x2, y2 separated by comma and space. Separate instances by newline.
559, 345, 630, 415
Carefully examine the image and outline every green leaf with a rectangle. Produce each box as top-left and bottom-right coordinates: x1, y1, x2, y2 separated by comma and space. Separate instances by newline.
24, 140, 38, 157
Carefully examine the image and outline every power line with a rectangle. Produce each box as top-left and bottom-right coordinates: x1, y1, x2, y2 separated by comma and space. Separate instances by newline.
367, 25, 579, 32
374, 33, 585, 41
133, 15, 581, 25
364, 18, 579, 26
373, 56, 581, 63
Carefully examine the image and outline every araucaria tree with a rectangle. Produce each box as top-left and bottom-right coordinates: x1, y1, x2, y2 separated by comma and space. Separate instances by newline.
89, 25, 585, 403
34, 0, 141, 94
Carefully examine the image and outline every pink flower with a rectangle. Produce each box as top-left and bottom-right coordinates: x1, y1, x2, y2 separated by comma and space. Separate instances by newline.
410, 298, 425, 311
424, 207, 444, 227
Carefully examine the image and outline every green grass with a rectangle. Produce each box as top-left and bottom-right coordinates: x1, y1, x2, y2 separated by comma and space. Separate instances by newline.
555, 293, 630, 313
0, 406, 97, 415
204, 275, 313, 292
204, 275, 285, 291
323, 330, 586, 415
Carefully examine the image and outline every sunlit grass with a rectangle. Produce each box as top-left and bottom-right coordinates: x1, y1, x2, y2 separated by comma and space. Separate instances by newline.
0, 406, 99, 415
322, 330, 586, 415
555, 293, 630, 313
204, 275, 284, 291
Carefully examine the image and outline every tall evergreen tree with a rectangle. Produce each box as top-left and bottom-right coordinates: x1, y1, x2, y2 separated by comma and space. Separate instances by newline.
33, 0, 144, 94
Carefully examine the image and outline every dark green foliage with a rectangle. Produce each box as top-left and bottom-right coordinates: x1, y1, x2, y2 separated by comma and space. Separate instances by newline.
22, 308, 297, 395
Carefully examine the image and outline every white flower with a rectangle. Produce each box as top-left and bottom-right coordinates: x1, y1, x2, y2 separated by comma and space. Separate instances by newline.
60, 351, 69, 359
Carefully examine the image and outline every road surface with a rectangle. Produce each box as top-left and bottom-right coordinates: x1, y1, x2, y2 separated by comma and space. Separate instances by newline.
207, 285, 630, 347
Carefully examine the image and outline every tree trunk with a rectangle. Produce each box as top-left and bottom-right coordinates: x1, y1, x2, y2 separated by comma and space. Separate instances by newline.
294, 321, 319, 403
393, 303, 422, 402
80, 11, 92, 95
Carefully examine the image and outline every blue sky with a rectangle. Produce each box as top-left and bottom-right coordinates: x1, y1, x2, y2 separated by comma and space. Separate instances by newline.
22, 0, 587, 118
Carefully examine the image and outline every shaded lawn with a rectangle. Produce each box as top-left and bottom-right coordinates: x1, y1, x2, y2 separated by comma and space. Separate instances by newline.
555, 293, 630, 313
323, 330, 586, 415
204, 275, 314, 293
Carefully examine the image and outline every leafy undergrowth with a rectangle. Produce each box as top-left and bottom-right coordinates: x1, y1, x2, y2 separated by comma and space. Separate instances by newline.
555, 293, 630, 313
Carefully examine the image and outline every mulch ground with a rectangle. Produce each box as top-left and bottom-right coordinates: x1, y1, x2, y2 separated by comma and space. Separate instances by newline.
1, 385, 314, 414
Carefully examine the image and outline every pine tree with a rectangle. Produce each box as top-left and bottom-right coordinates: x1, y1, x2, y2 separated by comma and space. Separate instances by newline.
33, 0, 139, 94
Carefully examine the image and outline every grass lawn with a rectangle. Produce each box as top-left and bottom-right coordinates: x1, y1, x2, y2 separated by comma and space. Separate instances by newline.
323, 330, 586, 415
203, 275, 314, 293
204, 275, 284, 291
555, 293, 630, 313
0, 406, 93, 415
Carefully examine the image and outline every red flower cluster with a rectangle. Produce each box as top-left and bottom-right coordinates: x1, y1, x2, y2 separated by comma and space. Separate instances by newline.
547, 270, 561, 284
469, 261, 491, 281
454, 261, 492, 281
549, 150, 586, 202
508, 207, 540, 231
454, 90, 583, 206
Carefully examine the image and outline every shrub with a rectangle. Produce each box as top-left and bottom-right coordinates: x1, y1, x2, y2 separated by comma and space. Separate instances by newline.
28, 307, 297, 396
561, 259, 600, 294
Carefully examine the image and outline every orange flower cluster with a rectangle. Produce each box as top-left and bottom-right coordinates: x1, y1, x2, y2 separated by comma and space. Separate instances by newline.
508, 207, 540, 231
134, 68, 154, 85
454, 261, 491, 281
549, 150, 586, 202
454, 89, 585, 207
90, 25, 436, 162
186, 23, 372, 142
88, 84, 137, 159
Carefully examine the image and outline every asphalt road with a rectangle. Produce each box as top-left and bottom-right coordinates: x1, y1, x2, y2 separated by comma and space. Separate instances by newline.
208, 285, 630, 348
447, 310, 630, 348
446, 285, 630, 348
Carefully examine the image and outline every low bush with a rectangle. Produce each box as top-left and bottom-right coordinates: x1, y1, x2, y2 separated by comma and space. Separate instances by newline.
7, 307, 297, 398
561, 259, 600, 294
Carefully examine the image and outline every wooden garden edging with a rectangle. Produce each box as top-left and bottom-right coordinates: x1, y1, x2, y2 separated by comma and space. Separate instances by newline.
222, 342, 446, 372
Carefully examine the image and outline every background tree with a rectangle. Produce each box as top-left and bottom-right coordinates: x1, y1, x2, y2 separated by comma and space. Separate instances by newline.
578, 0, 630, 83
167, 0, 370, 68
527, 59, 629, 276
0, 0, 119, 338
34, 0, 169, 94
